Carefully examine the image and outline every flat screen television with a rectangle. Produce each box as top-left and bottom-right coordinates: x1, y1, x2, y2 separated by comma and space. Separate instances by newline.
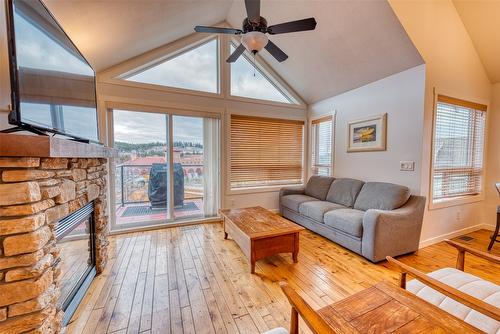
5, 0, 99, 142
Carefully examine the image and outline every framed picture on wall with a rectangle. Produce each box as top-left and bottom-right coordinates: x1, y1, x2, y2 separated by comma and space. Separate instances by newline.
347, 113, 387, 152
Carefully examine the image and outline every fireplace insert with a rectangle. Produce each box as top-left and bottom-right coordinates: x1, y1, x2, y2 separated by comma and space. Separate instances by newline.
55, 202, 96, 325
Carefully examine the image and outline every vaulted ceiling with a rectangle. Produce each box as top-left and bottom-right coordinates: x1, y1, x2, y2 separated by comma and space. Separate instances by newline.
453, 0, 500, 84
43, 0, 423, 104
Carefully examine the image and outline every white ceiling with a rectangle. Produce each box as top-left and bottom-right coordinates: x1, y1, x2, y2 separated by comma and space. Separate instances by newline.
44, 0, 423, 104
453, 0, 500, 84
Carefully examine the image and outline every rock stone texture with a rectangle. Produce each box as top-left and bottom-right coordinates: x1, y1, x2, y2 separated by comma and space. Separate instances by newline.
0, 157, 109, 333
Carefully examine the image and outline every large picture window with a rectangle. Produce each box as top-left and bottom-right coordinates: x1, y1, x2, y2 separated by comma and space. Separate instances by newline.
124, 38, 218, 93
311, 115, 333, 176
230, 115, 304, 189
431, 95, 486, 202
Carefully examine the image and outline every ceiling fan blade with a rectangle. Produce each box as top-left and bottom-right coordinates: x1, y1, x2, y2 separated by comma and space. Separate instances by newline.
194, 26, 242, 35
245, 0, 261, 23
265, 40, 288, 62
267, 17, 317, 35
227, 44, 246, 63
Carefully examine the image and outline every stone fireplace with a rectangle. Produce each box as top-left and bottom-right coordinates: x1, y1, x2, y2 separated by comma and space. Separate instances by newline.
0, 133, 115, 333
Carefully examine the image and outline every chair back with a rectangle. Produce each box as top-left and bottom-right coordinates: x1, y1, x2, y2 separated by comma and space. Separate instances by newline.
280, 282, 338, 334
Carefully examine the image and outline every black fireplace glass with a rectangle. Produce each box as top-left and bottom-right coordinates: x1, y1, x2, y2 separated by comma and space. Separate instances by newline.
55, 202, 96, 324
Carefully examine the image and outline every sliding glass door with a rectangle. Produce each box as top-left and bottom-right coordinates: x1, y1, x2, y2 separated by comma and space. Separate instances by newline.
111, 108, 220, 230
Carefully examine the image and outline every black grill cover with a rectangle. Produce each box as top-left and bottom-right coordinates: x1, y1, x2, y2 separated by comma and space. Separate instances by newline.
148, 163, 184, 208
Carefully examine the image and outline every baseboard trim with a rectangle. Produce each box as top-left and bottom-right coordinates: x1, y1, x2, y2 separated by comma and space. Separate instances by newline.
419, 223, 495, 248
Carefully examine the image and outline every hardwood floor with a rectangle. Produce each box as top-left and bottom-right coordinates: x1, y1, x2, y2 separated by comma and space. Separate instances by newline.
67, 223, 500, 334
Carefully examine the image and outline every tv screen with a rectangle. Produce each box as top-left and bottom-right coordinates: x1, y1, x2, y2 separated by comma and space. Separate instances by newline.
6, 0, 99, 142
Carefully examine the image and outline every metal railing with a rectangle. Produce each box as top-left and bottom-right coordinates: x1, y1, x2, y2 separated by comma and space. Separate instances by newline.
115, 164, 204, 208
115, 164, 152, 207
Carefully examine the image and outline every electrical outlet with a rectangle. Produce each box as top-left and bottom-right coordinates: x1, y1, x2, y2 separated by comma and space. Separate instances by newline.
400, 161, 415, 171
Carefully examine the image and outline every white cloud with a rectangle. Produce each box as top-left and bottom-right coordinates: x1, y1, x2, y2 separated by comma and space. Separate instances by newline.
113, 110, 204, 144
127, 40, 217, 93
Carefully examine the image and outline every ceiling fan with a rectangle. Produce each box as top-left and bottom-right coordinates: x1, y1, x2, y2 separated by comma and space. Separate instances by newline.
194, 0, 317, 63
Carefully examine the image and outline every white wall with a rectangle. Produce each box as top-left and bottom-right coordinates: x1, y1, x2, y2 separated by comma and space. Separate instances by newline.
309, 65, 425, 194
389, 0, 492, 245
485, 84, 500, 229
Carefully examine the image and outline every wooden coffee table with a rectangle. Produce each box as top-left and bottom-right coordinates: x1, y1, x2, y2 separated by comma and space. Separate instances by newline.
220, 206, 305, 274
317, 281, 482, 333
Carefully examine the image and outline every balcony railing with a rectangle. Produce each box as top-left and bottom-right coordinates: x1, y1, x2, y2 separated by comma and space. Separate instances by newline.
115, 164, 203, 208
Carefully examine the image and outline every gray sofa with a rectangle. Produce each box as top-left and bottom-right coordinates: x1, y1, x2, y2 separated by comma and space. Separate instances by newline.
279, 176, 426, 262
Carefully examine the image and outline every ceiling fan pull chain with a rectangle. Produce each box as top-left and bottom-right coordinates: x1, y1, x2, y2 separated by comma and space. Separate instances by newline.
253, 53, 256, 77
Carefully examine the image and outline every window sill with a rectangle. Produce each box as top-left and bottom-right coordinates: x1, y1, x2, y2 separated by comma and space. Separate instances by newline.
428, 194, 484, 210
228, 184, 304, 195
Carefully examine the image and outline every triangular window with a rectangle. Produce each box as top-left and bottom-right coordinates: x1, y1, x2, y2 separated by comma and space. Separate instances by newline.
124, 39, 218, 93
230, 45, 295, 104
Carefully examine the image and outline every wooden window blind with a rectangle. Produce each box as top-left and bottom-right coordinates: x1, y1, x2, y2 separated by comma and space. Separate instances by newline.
230, 115, 304, 188
311, 115, 333, 176
431, 95, 487, 202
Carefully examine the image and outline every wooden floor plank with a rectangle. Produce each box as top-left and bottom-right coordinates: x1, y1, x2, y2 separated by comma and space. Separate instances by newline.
169, 289, 183, 334
151, 274, 170, 334
68, 224, 499, 334
139, 231, 158, 333
108, 235, 147, 332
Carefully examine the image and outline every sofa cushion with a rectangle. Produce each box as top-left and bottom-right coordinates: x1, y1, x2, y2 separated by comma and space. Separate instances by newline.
324, 209, 365, 238
281, 194, 318, 212
298, 201, 345, 222
305, 176, 335, 200
354, 182, 411, 211
326, 178, 365, 207
407, 267, 500, 334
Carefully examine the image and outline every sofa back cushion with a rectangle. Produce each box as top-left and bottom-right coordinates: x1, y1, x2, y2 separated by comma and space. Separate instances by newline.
304, 176, 335, 200
325, 178, 365, 207
354, 182, 411, 211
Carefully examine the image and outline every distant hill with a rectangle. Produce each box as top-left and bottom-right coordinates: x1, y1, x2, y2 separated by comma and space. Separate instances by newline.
115, 141, 165, 152
115, 141, 203, 152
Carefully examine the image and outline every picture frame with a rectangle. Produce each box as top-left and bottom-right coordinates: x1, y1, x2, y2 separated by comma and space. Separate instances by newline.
347, 113, 387, 152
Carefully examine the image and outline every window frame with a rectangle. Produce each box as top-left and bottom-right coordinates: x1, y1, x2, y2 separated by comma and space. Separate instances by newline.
429, 93, 488, 210
227, 113, 306, 192
105, 102, 222, 231
310, 114, 335, 176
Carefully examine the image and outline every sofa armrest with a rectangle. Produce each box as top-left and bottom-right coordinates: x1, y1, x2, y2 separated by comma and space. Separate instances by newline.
279, 186, 305, 198
362, 195, 426, 262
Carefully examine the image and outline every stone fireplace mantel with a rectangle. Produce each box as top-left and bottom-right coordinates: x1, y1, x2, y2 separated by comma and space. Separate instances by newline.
0, 133, 117, 158
0, 133, 117, 333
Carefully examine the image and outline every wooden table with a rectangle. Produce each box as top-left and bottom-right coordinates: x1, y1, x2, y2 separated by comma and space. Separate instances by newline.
220, 206, 305, 274
317, 281, 482, 333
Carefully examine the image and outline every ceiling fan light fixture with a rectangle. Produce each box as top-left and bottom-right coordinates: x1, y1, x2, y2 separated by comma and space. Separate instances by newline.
241, 31, 268, 54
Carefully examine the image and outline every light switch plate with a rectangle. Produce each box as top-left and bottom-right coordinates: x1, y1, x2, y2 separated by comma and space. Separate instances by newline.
400, 161, 415, 171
